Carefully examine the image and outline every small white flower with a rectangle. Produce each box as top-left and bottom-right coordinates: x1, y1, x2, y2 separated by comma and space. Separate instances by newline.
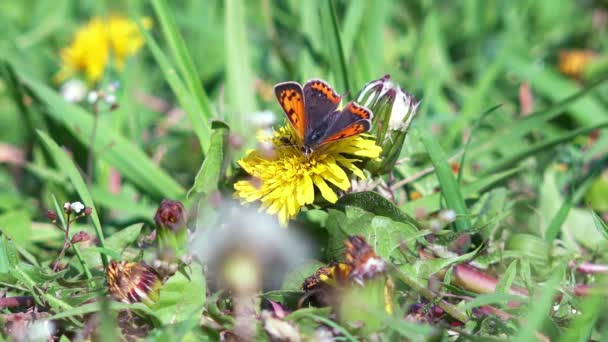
60, 79, 87, 103
70, 202, 85, 214
63, 202, 71, 211
87, 91, 99, 104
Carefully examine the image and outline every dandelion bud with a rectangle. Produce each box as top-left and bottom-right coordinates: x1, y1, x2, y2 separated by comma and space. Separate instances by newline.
356, 75, 420, 175
46, 210, 57, 222
106, 260, 162, 307
154, 199, 188, 261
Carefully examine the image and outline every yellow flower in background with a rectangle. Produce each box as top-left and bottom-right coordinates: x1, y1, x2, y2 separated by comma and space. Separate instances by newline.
108, 15, 152, 70
558, 49, 598, 80
234, 126, 381, 226
57, 15, 151, 83
56, 18, 109, 83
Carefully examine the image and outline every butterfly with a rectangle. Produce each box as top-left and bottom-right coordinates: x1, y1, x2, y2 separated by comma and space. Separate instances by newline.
274, 79, 373, 156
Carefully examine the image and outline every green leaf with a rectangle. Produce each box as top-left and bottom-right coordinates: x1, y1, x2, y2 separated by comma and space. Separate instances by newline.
37, 130, 108, 268
188, 121, 229, 197
544, 196, 572, 243
403, 247, 480, 283
0, 210, 32, 248
418, 127, 471, 231
47, 301, 160, 326
14, 70, 184, 199
495, 260, 517, 294
463, 293, 527, 311
151, 262, 206, 325
335, 191, 419, 227
325, 207, 426, 261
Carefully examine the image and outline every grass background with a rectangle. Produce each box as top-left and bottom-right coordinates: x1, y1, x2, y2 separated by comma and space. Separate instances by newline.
0, 0, 607, 340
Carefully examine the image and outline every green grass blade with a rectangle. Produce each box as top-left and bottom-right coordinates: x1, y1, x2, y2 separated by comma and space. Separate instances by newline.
225, 0, 258, 131
506, 53, 606, 126
481, 121, 608, 175
470, 75, 608, 156
558, 290, 602, 342
418, 128, 471, 231
150, 0, 214, 123
188, 121, 229, 197
15, 69, 185, 199
319, 0, 351, 95
544, 196, 572, 243
401, 167, 521, 216
139, 22, 211, 152
514, 264, 564, 342
37, 131, 108, 268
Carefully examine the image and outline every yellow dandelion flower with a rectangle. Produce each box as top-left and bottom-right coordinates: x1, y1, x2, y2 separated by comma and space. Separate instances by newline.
56, 15, 151, 83
56, 18, 109, 83
107, 15, 152, 70
234, 126, 381, 226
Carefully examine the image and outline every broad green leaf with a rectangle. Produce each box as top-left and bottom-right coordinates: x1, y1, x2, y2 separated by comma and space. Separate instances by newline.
151, 262, 206, 325
325, 207, 425, 261
188, 121, 229, 197
335, 191, 419, 227
0, 210, 32, 248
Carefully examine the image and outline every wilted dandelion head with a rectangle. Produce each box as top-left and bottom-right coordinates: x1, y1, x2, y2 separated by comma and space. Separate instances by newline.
190, 199, 312, 291
234, 125, 381, 226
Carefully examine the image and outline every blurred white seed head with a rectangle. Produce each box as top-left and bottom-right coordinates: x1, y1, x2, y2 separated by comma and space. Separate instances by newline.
190, 198, 311, 291
60, 79, 87, 103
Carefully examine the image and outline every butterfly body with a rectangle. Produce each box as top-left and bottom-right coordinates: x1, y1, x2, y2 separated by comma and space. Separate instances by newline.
274, 79, 373, 157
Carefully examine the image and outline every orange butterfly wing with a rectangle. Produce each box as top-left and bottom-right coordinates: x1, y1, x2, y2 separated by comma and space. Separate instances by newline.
321, 102, 372, 144
274, 82, 306, 140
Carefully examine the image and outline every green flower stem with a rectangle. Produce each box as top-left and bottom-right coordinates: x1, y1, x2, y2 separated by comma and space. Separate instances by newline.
388, 263, 468, 323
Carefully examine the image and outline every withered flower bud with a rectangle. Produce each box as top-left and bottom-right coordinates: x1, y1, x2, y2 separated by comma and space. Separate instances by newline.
344, 235, 386, 284
46, 210, 57, 222
70, 231, 91, 244
106, 260, 162, 307
154, 199, 187, 233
